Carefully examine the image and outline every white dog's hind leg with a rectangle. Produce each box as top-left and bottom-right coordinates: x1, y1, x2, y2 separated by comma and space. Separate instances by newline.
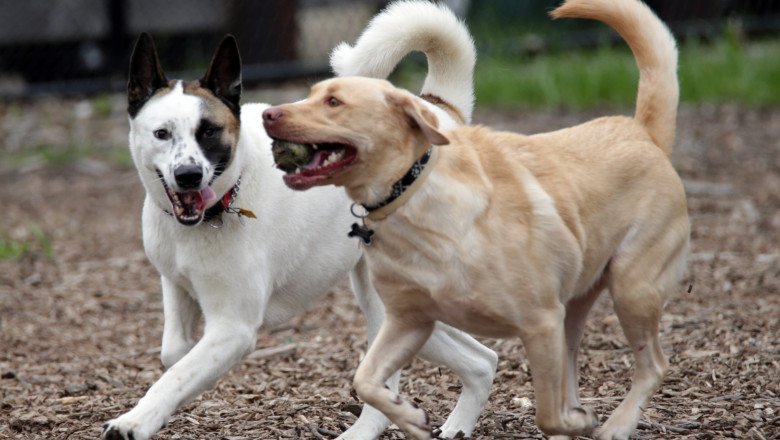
102, 319, 256, 440
418, 323, 497, 439
159, 277, 202, 368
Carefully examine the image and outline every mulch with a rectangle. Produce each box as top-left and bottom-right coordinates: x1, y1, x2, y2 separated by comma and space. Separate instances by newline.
0, 97, 777, 439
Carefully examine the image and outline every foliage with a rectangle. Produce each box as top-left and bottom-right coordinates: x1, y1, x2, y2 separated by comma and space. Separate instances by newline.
2, 142, 132, 169
0, 224, 53, 260
392, 35, 780, 109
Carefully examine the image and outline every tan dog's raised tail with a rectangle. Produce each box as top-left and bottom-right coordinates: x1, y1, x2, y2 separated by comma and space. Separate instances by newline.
263, 0, 689, 439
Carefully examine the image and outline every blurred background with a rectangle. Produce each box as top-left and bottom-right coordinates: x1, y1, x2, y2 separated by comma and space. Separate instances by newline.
0, 0, 778, 101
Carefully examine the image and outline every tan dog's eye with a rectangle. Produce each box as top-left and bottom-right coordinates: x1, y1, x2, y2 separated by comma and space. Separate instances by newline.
327, 97, 342, 107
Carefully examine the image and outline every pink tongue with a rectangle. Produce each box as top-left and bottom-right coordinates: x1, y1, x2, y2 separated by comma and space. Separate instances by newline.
196, 186, 217, 211
303, 150, 331, 170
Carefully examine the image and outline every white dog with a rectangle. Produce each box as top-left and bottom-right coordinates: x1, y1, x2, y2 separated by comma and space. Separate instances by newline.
101, 2, 497, 440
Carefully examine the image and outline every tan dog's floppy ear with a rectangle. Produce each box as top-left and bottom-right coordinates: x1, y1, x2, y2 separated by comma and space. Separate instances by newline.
386, 90, 449, 146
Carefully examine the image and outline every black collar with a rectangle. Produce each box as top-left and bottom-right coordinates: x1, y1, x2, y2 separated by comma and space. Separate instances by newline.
348, 147, 438, 245
363, 147, 434, 215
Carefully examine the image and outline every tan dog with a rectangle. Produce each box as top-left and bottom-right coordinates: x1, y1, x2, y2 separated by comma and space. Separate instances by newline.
262, 0, 689, 439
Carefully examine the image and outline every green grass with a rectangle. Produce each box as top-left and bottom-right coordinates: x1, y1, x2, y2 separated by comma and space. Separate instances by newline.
2, 142, 133, 170
393, 36, 780, 109
0, 234, 28, 259
0, 224, 53, 260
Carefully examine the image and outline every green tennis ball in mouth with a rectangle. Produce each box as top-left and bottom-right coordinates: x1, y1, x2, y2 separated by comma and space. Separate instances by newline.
272, 140, 315, 173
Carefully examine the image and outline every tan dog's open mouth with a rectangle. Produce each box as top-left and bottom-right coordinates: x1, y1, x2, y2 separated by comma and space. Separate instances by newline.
271, 139, 357, 190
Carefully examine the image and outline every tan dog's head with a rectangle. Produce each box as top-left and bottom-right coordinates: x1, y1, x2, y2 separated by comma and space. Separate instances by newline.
263, 77, 448, 205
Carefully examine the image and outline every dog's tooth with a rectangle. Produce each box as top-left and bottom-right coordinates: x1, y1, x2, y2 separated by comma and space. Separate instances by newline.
321, 150, 343, 168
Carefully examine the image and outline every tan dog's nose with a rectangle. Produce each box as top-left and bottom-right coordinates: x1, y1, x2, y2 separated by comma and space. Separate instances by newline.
263, 107, 284, 124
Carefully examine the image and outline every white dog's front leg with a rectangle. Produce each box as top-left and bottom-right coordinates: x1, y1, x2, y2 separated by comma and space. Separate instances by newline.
159, 277, 202, 368
102, 320, 256, 440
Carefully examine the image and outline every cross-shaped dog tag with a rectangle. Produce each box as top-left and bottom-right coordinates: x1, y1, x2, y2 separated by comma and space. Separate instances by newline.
348, 222, 374, 245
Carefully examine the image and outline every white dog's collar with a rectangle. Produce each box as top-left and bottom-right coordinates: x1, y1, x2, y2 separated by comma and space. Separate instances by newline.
163, 176, 257, 228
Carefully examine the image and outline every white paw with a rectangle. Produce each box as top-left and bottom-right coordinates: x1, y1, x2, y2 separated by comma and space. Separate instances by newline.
102, 417, 155, 440
433, 426, 468, 439
102, 421, 135, 440
434, 396, 483, 439
335, 403, 389, 440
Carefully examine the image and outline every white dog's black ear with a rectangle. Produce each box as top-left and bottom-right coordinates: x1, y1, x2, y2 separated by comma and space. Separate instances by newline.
128, 32, 169, 118
386, 90, 449, 146
201, 35, 242, 117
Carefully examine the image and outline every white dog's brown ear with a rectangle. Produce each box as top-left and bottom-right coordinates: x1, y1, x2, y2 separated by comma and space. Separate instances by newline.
386, 90, 449, 146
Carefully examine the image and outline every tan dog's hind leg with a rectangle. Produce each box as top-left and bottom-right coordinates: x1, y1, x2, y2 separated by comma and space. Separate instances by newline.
599, 224, 688, 440
353, 316, 435, 440
550, 285, 606, 440
522, 303, 599, 437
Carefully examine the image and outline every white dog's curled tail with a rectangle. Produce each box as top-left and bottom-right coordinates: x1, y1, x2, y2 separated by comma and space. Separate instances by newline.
552, 0, 679, 157
330, 0, 476, 123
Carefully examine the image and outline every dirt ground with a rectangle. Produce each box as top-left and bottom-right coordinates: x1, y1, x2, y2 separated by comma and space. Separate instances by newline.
0, 93, 778, 440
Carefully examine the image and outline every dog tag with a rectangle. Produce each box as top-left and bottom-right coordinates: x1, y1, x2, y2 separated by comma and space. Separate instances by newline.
348, 222, 374, 245
238, 208, 257, 219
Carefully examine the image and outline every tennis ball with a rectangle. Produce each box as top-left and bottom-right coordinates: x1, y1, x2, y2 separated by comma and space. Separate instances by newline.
272, 140, 315, 173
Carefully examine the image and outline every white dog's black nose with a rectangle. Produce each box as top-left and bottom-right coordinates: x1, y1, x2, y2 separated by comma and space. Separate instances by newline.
174, 165, 204, 190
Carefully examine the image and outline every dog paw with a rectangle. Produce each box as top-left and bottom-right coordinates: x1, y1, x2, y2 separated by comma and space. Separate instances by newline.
102, 422, 135, 440
542, 406, 598, 437
102, 418, 155, 440
567, 406, 599, 436
432, 427, 467, 439
595, 419, 635, 440
393, 398, 432, 440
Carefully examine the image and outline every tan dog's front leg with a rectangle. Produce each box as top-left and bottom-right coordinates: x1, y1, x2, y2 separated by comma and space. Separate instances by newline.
354, 315, 435, 440
522, 305, 599, 438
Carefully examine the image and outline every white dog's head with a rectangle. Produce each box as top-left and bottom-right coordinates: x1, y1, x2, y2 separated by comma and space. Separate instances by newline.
127, 33, 242, 226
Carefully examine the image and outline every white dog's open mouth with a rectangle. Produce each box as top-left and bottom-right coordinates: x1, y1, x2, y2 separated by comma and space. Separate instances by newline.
271, 139, 357, 190
157, 171, 217, 225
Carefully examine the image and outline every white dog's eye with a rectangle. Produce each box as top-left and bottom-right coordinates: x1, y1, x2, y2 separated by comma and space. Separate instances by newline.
154, 129, 171, 140
327, 97, 341, 107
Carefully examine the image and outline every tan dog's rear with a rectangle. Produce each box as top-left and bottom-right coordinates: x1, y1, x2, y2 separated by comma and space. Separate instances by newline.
263, 0, 689, 439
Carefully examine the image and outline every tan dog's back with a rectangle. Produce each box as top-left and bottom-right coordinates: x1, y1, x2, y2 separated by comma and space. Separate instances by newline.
439, 115, 686, 302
